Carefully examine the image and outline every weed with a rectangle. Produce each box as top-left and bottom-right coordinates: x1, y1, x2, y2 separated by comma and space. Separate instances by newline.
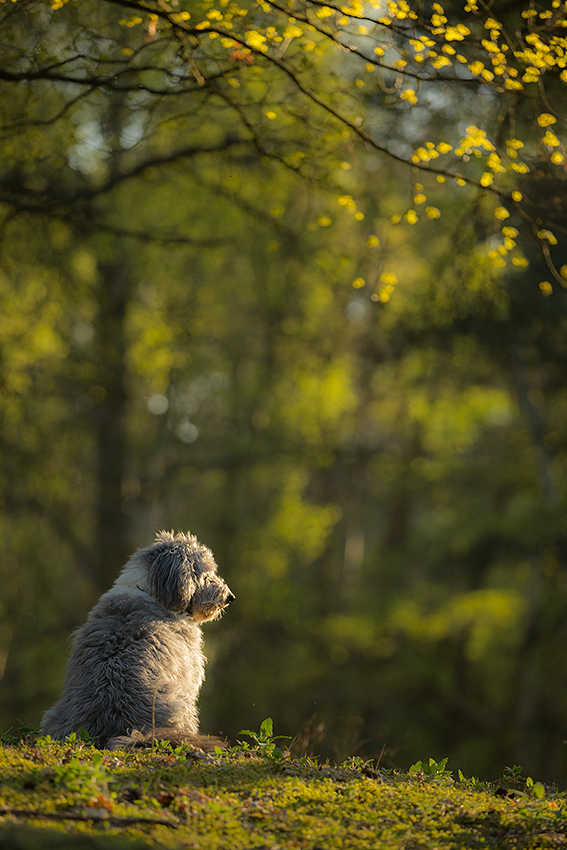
18, 722, 41, 738
296, 752, 320, 768
149, 738, 196, 760
235, 718, 291, 760
52, 751, 110, 801
409, 757, 453, 782
0, 722, 42, 745
34, 735, 53, 749
502, 764, 525, 785
61, 730, 93, 751
341, 754, 389, 779
342, 755, 369, 771
341, 754, 378, 772
500, 764, 546, 799
0, 728, 19, 746
455, 769, 487, 791
77, 729, 93, 745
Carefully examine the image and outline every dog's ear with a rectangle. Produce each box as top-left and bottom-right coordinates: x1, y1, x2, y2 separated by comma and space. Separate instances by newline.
146, 543, 196, 612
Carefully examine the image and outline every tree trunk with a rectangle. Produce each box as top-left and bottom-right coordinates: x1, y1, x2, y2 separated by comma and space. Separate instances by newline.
93, 248, 130, 589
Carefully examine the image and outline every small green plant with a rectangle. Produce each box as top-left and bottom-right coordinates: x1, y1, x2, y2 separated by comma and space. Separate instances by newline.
502, 764, 525, 786
0, 727, 19, 745
0, 721, 42, 745
343, 755, 369, 771
52, 751, 110, 801
409, 757, 453, 782
151, 738, 176, 754
18, 721, 41, 738
455, 768, 486, 790
341, 754, 387, 778
63, 730, 93, 749
526, 776, 546, 799
236, 718, 290, 760
149, 737, 193, 760
296, 752, 320, 767
501, 764, 545, 799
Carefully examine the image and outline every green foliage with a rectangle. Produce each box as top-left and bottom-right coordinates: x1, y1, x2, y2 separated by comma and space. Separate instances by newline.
52, 752, 109, 802
235, 718, 291, 760
409, 757, 453, 782
501, 765, 547, 800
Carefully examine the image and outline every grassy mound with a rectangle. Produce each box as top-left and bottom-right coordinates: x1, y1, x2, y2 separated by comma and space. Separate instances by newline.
0, 721, 566, 849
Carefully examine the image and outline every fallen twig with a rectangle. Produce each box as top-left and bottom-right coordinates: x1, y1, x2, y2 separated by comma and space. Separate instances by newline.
0, 805, 179, 828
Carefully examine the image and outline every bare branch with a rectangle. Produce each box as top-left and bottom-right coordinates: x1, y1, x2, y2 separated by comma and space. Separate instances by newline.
0, 806, 178, 828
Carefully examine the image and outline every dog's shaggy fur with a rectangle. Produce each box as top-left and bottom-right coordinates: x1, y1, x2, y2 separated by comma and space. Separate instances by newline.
41, 530, 233, 749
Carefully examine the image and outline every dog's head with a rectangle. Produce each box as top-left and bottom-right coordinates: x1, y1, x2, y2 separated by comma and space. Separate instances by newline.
144, 530, 234, 622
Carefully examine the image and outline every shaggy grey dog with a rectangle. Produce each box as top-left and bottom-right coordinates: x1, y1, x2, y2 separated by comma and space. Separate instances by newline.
41, 530, 233, 749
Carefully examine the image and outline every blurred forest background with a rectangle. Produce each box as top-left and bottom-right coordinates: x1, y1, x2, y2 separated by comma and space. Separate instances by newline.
2, 0, 567, 784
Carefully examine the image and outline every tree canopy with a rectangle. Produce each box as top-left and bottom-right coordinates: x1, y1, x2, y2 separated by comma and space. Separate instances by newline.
2, 0, 567, 287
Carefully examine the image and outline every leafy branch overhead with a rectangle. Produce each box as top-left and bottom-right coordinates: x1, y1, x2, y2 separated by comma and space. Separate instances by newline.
1, 0, 566, 293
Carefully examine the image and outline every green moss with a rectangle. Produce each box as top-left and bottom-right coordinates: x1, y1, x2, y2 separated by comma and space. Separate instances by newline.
1, 741, 566, 849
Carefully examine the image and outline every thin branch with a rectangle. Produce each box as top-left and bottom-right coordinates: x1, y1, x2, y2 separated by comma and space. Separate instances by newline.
188, 168, 299, 242
264, 0, 471, 86
78, 135, 244, 200
0, 89, 93, 140
0, 64, 208, 94
0, 137, 247, 217
540, 240, 566, 288
95, 223, 231, 246
94, 8, 510, 199
0, 806, 178, 828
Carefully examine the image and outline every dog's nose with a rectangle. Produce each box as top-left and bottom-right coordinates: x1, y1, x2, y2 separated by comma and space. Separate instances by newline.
226, 592, 235, 604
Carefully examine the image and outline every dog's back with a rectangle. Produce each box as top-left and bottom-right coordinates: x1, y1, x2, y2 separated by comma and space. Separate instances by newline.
41, 591, 205, 746
40, 531, 233, 748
